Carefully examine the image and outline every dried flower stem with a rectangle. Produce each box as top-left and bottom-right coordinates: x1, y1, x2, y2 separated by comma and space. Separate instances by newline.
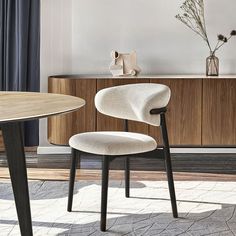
176, 0, 236, 59
212, 35, 233, 55
176, 0, 213, 52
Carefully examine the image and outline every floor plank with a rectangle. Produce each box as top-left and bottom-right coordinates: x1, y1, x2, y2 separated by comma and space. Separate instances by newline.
1, 168, 236, 181
2, 153, 236, 174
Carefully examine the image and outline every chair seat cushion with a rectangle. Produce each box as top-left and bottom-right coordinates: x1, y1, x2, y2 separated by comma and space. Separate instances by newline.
69, 132, 157, 156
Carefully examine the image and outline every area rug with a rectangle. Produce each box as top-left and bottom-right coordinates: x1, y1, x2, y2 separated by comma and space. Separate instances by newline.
1, 180, 236, 235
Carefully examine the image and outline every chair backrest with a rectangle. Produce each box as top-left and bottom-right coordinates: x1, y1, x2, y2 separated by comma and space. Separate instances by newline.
95, 83, 171, 126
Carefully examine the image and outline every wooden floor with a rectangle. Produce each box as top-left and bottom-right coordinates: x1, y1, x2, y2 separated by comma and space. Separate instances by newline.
1, 152, 236, 181
1, 167, 236, 181
2, 153, 236, 174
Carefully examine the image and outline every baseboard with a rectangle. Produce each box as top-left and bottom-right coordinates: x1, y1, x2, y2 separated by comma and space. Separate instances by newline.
171, 148, 236, 153
37, 146, 71, 154
37, 146, 236, 155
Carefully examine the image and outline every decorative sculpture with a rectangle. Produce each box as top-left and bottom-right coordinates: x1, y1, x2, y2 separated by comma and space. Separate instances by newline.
109, 50, 141, 77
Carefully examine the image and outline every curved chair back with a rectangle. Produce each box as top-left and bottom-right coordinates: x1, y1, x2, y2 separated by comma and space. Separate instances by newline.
95, 83, 171, 126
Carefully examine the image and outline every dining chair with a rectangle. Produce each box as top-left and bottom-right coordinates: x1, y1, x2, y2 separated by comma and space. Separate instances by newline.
67, 83, 178, 231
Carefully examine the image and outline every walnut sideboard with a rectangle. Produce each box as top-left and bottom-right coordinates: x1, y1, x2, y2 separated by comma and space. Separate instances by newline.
48, 75, 236, 147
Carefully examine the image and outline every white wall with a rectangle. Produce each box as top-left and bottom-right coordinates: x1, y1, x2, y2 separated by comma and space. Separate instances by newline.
40, 0, 72, 146
40, 0, 236, 147
71, 0, 236, 74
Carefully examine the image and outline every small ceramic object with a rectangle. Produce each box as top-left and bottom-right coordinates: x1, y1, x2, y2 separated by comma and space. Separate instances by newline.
130, 69, 137, 76
109, 50, 141, 77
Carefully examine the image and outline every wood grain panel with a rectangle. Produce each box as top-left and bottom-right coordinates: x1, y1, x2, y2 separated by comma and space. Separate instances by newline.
0, 131, 4, 151
96, 79, 149, 135
75, 79, 96, 134
48, 77, 96, 145
202, 79, 236, 146
149, 79, 202, 146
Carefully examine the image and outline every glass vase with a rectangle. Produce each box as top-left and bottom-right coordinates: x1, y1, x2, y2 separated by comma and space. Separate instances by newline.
206, 52, 219, 76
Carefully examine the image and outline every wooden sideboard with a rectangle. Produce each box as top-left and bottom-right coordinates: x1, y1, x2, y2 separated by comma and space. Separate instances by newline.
48, 75, 236, 147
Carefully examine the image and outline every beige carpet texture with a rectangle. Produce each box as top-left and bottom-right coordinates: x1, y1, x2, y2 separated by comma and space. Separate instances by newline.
1, 180, 236, 235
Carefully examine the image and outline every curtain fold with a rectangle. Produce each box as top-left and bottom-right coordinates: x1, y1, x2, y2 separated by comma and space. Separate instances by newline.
0, 0, 40, 146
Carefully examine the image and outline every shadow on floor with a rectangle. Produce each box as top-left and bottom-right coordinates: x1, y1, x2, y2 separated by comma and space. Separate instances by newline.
1, 180, 236, 235
0, 180, 146, 200
0, 203, 235, 235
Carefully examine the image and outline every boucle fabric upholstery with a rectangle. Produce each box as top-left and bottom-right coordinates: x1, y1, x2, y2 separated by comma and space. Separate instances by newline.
69, 132, 157, 156
95, 83, 171, 126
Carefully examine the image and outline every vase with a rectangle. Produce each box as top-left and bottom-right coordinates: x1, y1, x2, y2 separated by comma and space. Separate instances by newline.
206, 52, 219, 76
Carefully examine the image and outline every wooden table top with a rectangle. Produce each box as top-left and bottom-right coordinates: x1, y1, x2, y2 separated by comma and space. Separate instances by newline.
0, 92, 85, 123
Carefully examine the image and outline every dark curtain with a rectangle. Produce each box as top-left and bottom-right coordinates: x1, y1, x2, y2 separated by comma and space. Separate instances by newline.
0, 0, 40, 146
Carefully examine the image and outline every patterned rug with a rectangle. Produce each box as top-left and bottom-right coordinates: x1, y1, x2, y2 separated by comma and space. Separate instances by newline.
1, 179, 236, 235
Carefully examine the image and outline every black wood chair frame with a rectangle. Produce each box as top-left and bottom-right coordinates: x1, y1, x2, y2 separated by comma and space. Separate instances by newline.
67, 107, 178, 232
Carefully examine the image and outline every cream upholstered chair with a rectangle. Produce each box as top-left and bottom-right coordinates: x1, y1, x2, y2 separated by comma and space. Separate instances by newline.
67, 83, 178, 231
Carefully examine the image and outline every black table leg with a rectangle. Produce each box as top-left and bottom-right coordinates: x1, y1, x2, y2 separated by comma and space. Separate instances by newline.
1, 122, 33, 236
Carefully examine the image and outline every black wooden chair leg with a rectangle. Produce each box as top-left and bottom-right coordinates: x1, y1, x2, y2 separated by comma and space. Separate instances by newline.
125, 157, 130, 198
101, 156, 110, 232
164, 150, 178, 218
67, 148, 79, 212
160, 113, 178, 218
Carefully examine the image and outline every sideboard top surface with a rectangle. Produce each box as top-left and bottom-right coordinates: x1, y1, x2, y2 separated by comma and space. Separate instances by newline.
49, 74, 236, 80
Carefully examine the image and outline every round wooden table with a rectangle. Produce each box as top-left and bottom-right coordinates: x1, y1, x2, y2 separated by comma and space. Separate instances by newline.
0, 92, 85, 236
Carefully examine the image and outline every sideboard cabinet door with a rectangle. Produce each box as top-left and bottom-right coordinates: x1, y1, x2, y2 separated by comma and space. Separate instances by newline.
202, 79, 236, 146
48, 77, 97, 145
150, 79, 202, 146
96, 79, 149, 135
